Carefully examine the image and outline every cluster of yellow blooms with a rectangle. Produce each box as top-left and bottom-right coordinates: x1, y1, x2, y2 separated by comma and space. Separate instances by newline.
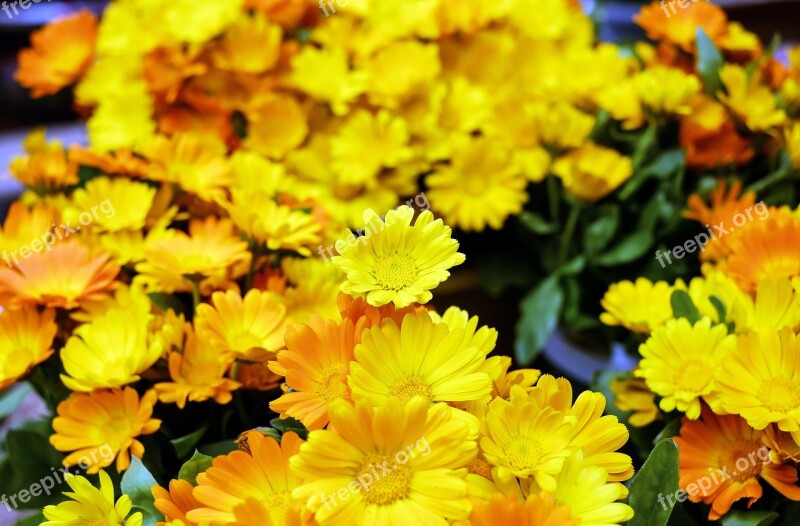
601, 181, 800, 520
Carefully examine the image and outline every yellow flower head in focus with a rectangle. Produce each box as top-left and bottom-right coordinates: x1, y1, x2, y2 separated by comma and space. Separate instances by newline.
187, 431, 304, 525
426, 136, 528, 232
60, 309, 163, 392
68, 177, 154, 233
636, 318, 735, 419
0, 306, 57, 390
332, 205, 465, 308
195, 289, 288, 362
42, 470, 143, 526
553, 143, 632, 202
15, 10, 98, 98
635, 66, 700, 116
719, 64, 786, 132
291, 398, 477, 524
152, 479, 203, 526
8, 129, 78, 190
51, 388, 161, 473
600, 278, 675, 334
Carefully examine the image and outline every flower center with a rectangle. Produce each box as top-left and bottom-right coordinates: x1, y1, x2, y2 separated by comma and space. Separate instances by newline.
467, 454, 494, 480
675, 360, 713, 393
318, 366, 348, 401
260, 491, 290, 525
356, 454, 412, 505
373, 251, 417, 291
719, 440, 764, 482
230, 331, 263, 353
759, 377, 800, 413
505, 436, 544, 473
389, 375, 432, 405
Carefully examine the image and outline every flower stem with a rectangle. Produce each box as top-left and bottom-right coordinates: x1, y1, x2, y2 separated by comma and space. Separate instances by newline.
559, 203, 581, 264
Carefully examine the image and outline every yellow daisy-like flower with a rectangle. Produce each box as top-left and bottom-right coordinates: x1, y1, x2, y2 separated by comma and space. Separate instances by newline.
553, 143, 633, 203
733, 277, 800, 333
291, 397, 476, 525
0, 306, 57, 389
42, 470, 143, 526
50, 387, 161, 473
610, 376, 659, 427
212, 11, 281, 73
365, 40, 440, 107
136, 217, 250, 294
195, 289, 288, 362
719, 64, 786, 132
291, 46, 366, 115
160, 0, 243, 43
637, 318, 735, 419
717, 328, 800, 434
269, 317, 361, 430
429, 306, 498, 358
426, 136, 528, 231
8, 128, 78, 190
635, 66, 700, 115
0, 201, 58, 256
529, 100, 595, 150
481, 388, 576, 491
87, 85, 157, 152
154, 329, 240, 409
0, 240, 120, 310
187, 431, 304, 525
332, 205, 465, 308
600, 278, 676, 334
243, 93, 309, 160
349, 311, 492, 407
60, 309, 163, 392
68, 177, 154, 233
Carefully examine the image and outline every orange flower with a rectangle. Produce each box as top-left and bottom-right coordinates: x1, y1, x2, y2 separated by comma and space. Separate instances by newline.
245, 0, 310, 29
680, 98, 753, 170
68, 145, 150, 178
634, 1, 727, 52
674, 405, 800, 520
337, 292, 426, 330
0, 306, 57, 390
269, 317, 363, 430
462, 493, 577, 526
0, 240, 119, 309
15, 10, 98, 97
153, 479, 203, 526
9, 129, 78, 190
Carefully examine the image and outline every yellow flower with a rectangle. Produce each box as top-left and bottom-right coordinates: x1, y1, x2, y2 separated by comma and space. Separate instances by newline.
0, 306, 56, 389
0, 201, 58, 256
332, 205, 465, 308
195, 289, 288, 362
152, 479, 203, 526
365, 40, 440, 107
717, 328, 800, 435
530, 100, 595, 150
68, 177, 154, 233
61, 308, 163, 392
269, 317, 361, 430
291, 398, 476, 525
637, 318, 735, 419
187, 431, 304, 525
784, 121, 800, 172
349, 311, 492, 407
51, 388, 161, 473
732, 277, 800, 333
0, 240, 120, 310
430, 305, 498, 358
87, 85, 156, 152
635, 66, 700, 115
8, 128, 78, 190
291, 46, 366, 115
154, 329, 240, 409
136, 217, 250, 294
42, 470, 143, 526
598, 78, 645, 130
553, 143, 632, 203
280, 256, 342, 325
212, 11, 281, 73
242, 93, 308, 159
600, 278, 675, 334
426, 136, 528, 231
160, 0, 244, 43
610, 376, 659, 427
331, 109, 413, 187
719, 64, 786, 131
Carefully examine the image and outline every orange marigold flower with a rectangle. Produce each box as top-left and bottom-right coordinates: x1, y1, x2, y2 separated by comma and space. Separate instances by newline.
15, 10, 98, 98
634, 1, 727, 52
674, 405, 800, 520
9, 129, 78, 190
153, 478, 204, 526
68, 145, 150, 178
679, 98, 753, 170
0, 306, 57, 390
462, 492, 577, 526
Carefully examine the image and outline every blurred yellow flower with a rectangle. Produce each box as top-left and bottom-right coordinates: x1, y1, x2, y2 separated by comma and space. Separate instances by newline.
0, 306, 56, 390
8, 129, 78, 190
212, 11, 281, 73
610, 376, 659, 427
635, 66, 700, 116
68, 177, 154, 233
719, 64, 786, 131
552, 143, 632, 202
291, 46, 366, 115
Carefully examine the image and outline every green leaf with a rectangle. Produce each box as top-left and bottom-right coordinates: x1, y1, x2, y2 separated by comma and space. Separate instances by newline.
514, 276, 564, 366
518, 211, 558, 235
171, 425, 208, 459
178, 450, 214, 485
0, 383, 33, 420
232, 111, 248, 139
721, 511, 779, 526
619, 149, 685, 201
654, 418, 682, 445
555, 255, 586, 277
270, 417, 309, 440
709, 295, 727, 324
696, 28, 724, 97
3, 428, 64, 508
197, 440, 237, 457
594, 230, 652, 266
584, 206, 620, 255
147, 293, 189, 317
477, 254, 533, 296
628, 439, 680, 526
671, 290, 702, 324
120, 457, 160, 526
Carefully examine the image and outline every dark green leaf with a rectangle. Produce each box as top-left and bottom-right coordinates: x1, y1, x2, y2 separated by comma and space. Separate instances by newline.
120, 457, 160, 526
147, 293, 189, 317
270, 417, 309, 440
178, 451, 214, 486
585, 206, 620, 255
696, 28, 724, 96
619, 150, 685, 201
671, 290, 702, 324
3, 428, 64, 508
198, 440, 237, 458
721, 511, 779, 526
709, 295, 727, 324
654, 418, 682, 445
171, 425, 208, 459
594, 230, 652, 266
518, 211, 558, 235
514, 276, 564, 366
232, 111, 248, 139
477, 254, 534, 296
628, 439, 680, 526
555, 255, 586, 277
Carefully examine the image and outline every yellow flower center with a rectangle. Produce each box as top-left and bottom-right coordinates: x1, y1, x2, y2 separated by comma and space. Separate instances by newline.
675, 360, 713, 393
373, 251, 417, 291
356, 455, 412, 505
759, 377, 800, 413
389, 375, 432, 405
263, 492, 291, 525
229, 331, 263, 353
467, 455, 494, 480
318, 366, 348, 401
719, 440, 764, 482
505, 436, 544, 472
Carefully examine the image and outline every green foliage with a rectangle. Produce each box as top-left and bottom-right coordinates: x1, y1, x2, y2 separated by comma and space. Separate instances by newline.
514, 275, 564, 365
670, 290, 702, 324
178, 451, 214, 486
628, 439, 680, 526
121, 458, 161, 526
